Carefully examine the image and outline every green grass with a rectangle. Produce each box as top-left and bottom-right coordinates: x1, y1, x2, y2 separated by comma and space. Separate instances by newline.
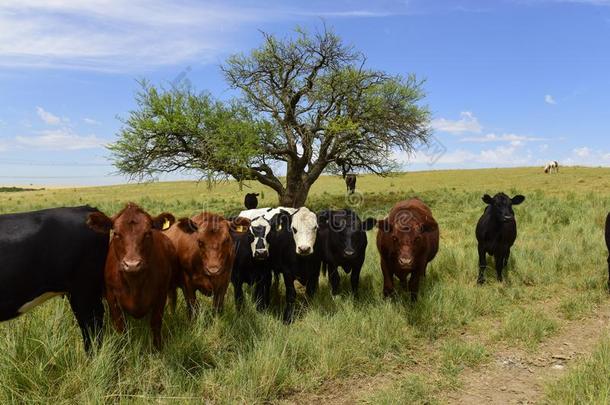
546, 337, 610, 404
0, 166, 609, 403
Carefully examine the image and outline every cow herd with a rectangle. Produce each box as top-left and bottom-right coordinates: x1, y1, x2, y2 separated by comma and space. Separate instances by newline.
0, 192, 609, 353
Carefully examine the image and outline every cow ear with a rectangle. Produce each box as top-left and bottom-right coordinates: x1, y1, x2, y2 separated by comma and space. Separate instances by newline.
421, 221, 438, 234
176, 218, 197, 234
482, 194, 494, 205
87, 212, 112, 234
511, 195, 525, 205
152, 213, 175, 230
362, 218, 377, 231
231, 217, 251, 233
377, 218, 392, 233
317, 211, 330, 228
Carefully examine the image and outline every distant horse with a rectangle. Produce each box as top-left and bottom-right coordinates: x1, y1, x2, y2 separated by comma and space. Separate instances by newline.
345, 174, 356, 194
544, 161, 559, 174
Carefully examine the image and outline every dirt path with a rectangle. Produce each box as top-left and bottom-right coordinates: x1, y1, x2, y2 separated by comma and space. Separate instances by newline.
280, 303, 610, 405
444, 305, 610, 404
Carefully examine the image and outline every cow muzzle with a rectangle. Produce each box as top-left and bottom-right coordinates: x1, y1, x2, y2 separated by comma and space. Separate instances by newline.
297, 245, 312, 256
121, 259, 143, 273
254, 249, 269, 260
398, 257, 414, 269
343, 248, 356, 257
204, 266, 222, 275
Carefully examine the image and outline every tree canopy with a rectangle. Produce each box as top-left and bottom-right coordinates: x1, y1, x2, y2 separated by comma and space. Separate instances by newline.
110, 26, 431, 206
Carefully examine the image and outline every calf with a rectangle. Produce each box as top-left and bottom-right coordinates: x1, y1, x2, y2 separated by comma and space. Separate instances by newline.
345, 174, 357, 194
87, 203, 177, 349
268, 207, 321, 323
317, 209, 376, 295
165, 212, 247, 316
476, 193, 525, 284
231, 215, 275, 311
0, 206, 108, 352
376, 199, 439, 300
244, 193, 259, 209
606, 213, 610, 291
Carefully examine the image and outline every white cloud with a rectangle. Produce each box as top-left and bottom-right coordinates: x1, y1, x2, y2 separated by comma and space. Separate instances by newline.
460, 133, 548, 143
573, 146, 591, 157
0, 1, 405, 72
16, 128, 106, 150
431, 111, 482, 134
83, 117, 101, 125
36, 106, 62, 125
544, 94, 557, 105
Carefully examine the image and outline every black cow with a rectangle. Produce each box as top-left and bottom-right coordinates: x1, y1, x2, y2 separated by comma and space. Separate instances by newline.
605, 212, 610, 291
0, 206, 109, 352
268, 210, 321, 324
317, 209, 376, 295
476, 193, 525, 284
244, 193, 259, 210
231, 216, 275, 311
345, 174, 356, 194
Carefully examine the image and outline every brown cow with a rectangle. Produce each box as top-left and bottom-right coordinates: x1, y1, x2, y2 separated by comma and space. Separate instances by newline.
164, 212, 248, 317
376, 198, 439, 300
87, 203, 177, 349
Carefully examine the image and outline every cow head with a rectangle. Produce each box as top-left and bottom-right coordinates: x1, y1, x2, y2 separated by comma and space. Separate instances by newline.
175, 213, 248, 276
247, 216, 273, 259
378, 210, 437, 271
87, 203, 175, 274
482, 193, 525, 223
290, 207, 318, 256
318, 209, 376, 258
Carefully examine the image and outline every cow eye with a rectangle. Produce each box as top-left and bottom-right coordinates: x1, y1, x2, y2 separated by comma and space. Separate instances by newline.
113, 233, 121, 239
292, 227, 297, 234
198, 240, 204, 248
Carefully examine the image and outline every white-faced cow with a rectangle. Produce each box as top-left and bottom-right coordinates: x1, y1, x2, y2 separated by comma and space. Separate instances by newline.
317, 209, 376, 295
476, 193, 525, 284
267, 207, 321, 323
544, 161, 559, 174
0, 206, 108, 352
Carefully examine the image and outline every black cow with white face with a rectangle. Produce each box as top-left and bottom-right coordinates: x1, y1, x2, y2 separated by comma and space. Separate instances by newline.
476, 193, 525, 284
0, 206, 109, 352
317, 209, 376, 295
231, 214, 275, 311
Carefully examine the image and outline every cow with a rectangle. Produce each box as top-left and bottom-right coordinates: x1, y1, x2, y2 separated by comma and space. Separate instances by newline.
231, 215, 275, 311
376, 198, 439, 301
165, 212, 247, 317
476, 193, 525, 284
244, 193, 260, 210
268, 207, 321, 323
0, 206, 108, 352
544, 161, 559, 174
87, 203, 177, 350
345, 174, 357, 194
317, 209, 376, 295
606, 213, 610, 291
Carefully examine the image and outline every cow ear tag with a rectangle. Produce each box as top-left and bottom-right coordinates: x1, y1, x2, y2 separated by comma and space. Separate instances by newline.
162, 218, 171, 230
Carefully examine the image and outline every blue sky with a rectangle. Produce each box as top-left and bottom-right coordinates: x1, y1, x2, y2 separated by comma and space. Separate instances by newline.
0, 0, 608, 185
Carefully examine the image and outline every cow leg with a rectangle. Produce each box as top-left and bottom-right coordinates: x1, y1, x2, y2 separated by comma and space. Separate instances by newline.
234, 279, 245, 310
254, 272, 272, 311
282, 272, 297, 324
350, 266, 362, 296
150, 298, 165, 350
305, 274, 318, 299
212, 284, 228, 314
69, 291, 104, 353
407, 268, 423, 302
380, 256, 395, 297
477, 245, 487, 285
106, 290, 126, 334
183, 285, 197, 320
167, 288, 177, 313
328, 265, 340, 295
607, 254, 610, 292
494, 252, 506, 282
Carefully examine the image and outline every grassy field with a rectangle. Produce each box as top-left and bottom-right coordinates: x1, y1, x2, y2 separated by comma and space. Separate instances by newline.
0, 166, 609, 403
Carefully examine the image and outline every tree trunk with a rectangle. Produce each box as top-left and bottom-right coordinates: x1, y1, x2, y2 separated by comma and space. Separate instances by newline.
278, 177, 311, 207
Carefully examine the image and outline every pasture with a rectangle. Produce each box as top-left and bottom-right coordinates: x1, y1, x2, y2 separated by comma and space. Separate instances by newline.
1, 166, 609, 403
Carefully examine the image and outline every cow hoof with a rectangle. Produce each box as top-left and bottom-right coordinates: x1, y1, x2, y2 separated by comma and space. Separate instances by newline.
477, 278, 485, 285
